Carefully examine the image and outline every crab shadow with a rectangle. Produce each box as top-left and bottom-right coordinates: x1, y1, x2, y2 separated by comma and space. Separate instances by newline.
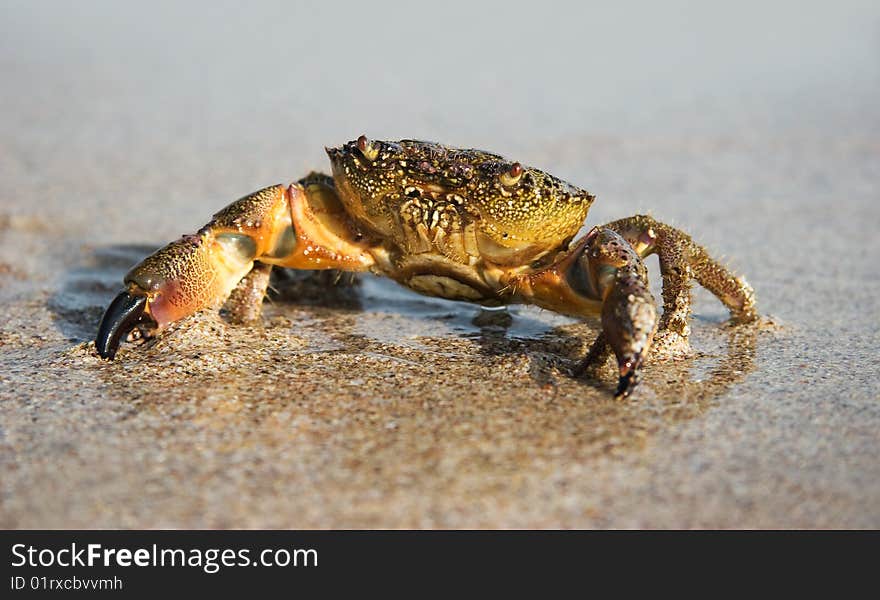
47, 244, 159, 343
464, 306, 759, 404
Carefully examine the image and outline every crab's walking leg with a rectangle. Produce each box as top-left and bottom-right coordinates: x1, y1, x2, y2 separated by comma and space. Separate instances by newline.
513, 228, 658, 398
96, 175, 375, 359
603, 214, 758, 355
224, 262, 274, 325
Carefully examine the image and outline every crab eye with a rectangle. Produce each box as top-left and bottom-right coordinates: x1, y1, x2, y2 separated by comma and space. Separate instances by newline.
499, 162, 523, 187
356, 135, 379, 161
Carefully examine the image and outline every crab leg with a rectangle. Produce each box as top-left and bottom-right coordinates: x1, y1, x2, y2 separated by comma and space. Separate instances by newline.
95, 177, 375, 359
602, 214, 757, 355
513, 227, 658, 398
224, 262, 274, 325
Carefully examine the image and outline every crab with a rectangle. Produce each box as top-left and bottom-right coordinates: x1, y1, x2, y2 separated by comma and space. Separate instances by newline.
95, 136, 757, 398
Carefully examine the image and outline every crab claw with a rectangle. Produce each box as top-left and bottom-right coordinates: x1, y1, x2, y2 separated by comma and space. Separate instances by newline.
580, 228, 658, 399
94, 227, 259, 360
95, 291, 148, 360
602, 275, 657, 399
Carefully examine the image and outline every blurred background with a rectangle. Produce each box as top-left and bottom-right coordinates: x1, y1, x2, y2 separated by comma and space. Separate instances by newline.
1, 1, 879, 528
2, 0, 878, 233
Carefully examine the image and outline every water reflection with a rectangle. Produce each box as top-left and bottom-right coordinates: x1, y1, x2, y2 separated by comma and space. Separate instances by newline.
465, 303, 759, 411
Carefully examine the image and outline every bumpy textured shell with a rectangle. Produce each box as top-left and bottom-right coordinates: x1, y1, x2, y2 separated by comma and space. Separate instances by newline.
328, 139, 595, 265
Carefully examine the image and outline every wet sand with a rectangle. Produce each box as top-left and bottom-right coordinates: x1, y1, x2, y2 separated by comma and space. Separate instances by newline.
1, 2, 879, 528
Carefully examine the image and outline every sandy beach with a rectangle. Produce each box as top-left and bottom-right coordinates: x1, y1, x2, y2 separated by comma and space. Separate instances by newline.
1, 2, 879, 528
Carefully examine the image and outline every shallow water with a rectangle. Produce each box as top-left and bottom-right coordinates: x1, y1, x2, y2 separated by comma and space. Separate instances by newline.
1, 2, 879, 528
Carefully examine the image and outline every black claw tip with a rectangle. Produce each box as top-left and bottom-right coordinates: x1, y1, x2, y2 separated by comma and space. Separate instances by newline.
614, 353, 644, 399
614, 370, 639, 399
95, 292, 147, 360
